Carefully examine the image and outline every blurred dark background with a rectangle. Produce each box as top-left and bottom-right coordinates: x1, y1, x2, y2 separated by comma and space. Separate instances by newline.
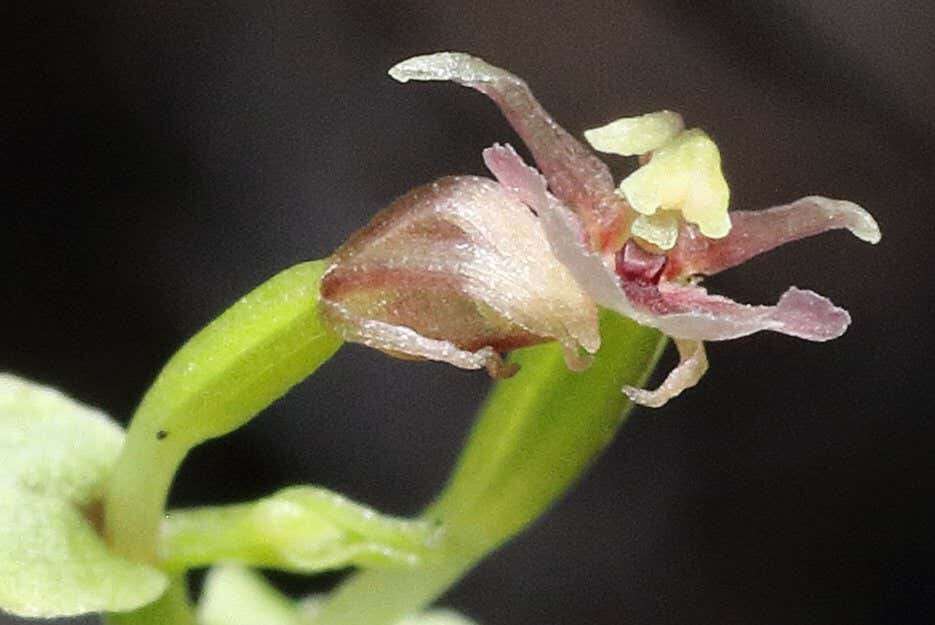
3, 1, 934, 624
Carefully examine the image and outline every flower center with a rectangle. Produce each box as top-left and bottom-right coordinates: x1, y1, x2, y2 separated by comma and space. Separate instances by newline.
585, 111, 732, 251
615, 240, 667, 285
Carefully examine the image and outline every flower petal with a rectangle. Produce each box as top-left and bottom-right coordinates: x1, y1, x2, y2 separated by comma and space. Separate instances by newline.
628, 281, 851, 342
390, 51, 630, 245
623, 340, 707, 408
321, 175, 600, 374
482, 145, 853, 343
664, 195, 881, 280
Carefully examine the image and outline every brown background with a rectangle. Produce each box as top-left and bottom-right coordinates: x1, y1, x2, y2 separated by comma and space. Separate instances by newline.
4, 1, 934, 624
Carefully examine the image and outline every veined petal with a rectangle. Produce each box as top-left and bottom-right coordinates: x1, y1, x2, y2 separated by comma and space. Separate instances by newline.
390, 51, 631, 246
624, 281, 851, 342
321, 176, 600, 374
664, 195, 881, 280
623, 340, 707, 408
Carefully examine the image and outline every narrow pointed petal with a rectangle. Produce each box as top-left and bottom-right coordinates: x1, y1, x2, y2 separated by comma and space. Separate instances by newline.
321, 175, 600, 374
390, 52, 631, 243
623, 340, 707, 408
665, 196, 881, 280
627, 282, 851, 342
483, 143, 852, 344
323, 308, 518, 378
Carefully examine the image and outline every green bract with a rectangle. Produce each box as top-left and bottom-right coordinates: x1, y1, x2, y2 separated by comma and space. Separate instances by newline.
0, 374, 167, 618
162, 486, 437, 573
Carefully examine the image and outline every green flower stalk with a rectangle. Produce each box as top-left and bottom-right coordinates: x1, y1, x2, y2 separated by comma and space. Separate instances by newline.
104, 260, 342, 623
105, 260, 342, 567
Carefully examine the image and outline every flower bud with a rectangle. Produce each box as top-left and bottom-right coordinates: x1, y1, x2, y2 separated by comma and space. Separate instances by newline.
320, 176, 600, 377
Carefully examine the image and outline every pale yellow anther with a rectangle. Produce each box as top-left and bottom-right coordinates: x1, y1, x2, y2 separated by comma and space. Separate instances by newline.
583, 110, 685, 157
618, 128, 731, 240
630, 211, 681, 250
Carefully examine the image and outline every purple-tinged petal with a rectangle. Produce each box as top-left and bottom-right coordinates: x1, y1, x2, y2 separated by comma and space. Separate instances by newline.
390, 52, 633, 247
484, 148, 853, 343
664, 196, 881, 280
626, 281, 852, 342
321, 175, 600, 375
623, 340, 707, 408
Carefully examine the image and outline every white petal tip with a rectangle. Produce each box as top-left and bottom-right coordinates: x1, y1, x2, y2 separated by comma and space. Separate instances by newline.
388, 53, 451, 83
841, 204, 882, 245
622, 385, 671, 408
853, 220, 882, 245
388, 52, 497, 85
802, 196, 882, 245
387, 66, 411, 83
622, 340, 708, 408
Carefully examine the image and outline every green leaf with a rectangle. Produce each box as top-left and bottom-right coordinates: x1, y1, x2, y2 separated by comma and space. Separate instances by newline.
0, 372, 124, 504
0, 375, 168, 618
162, 486, 436, 573
198, 566, 478, 625
0, 486, 168, 618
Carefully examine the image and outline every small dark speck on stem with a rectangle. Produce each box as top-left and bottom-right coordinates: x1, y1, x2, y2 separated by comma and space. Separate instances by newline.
156, 430, 168, 440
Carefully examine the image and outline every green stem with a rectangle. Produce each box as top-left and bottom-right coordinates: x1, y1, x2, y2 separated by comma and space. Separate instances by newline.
103, 260, 342, 621
315, 310, 664, 624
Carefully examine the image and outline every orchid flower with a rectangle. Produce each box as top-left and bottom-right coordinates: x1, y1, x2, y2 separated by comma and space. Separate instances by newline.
321, 52, 880, 407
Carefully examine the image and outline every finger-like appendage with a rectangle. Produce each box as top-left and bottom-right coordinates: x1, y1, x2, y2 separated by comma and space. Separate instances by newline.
623, 340, 707, 408
322, 302, 518, 378
390, 52, 627, 243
